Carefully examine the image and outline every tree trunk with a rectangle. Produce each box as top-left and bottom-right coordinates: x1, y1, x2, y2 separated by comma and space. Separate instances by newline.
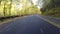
0, 0, 1, 5
9, 0, 12, 16
3, 2, 6, 16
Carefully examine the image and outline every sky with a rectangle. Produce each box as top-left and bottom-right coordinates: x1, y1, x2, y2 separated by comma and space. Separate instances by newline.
31, 0, 43, 9
32, 0, 37, 5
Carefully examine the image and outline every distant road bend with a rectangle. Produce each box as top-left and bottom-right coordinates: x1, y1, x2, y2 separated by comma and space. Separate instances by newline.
0, 15, 60, 34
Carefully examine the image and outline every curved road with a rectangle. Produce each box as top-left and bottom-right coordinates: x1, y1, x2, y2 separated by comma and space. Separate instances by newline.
0, 15, 60, 34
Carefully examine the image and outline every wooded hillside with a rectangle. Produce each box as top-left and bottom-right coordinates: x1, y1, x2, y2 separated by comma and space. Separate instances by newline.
41, 0, 60, 17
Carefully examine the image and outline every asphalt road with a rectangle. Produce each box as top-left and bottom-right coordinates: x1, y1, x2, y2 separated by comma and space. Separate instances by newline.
0, 15, 60, 34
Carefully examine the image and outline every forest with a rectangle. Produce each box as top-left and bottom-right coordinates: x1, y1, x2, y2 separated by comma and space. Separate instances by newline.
0, 0, 60, 18
0, 0, 41, 18
41, 0, 60, 17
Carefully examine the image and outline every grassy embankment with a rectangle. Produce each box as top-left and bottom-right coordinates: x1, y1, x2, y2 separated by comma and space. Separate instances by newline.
42, 7, 60, 18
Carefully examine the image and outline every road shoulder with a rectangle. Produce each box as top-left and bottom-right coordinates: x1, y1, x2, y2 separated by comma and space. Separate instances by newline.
37, 15, 60, 29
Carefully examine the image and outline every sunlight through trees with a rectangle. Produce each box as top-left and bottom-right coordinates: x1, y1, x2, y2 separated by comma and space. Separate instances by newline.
0, 0, 41, 17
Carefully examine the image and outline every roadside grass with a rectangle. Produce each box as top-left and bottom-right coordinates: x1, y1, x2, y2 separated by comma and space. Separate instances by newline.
42, 7, 60, 19
0, 18, 14, 25
0, 15, 30, 26
0, 16, 21, 26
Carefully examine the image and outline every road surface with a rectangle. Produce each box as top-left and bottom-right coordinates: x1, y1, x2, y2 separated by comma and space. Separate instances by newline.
41, 16, 60, 24
0, 15, 60, 34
